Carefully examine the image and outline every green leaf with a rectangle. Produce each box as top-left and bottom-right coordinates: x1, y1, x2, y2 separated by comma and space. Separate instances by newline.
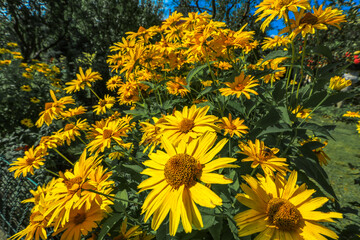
261, 50, 290, 64
197, 85, 216, 98
200, 207, 216, 229
185, 63, 208, 90
276, 106, 292, 125
323, 92, 355, 106
209, 217, 223, 240
303, 91, 327, 108
122, 164, 144, 173
254, 107, 280, 129
114, 189, 128, 212
257, 125, 292, 137
272, 80, 286, 102
310, 45, 333, 61
299, 122, 334, 140
97, 213, 123, 240
294, 156, 337, 200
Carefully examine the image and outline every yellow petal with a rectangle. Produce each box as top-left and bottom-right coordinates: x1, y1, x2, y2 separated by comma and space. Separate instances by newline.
189, 182, 222, 208
200, 172, 233, 184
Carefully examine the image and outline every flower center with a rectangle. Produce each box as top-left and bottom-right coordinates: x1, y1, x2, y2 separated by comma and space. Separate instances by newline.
300, 13, 318, 25
45, 102, 53, 110
278, 0, 293, 8
267, 198, 302, 231
164, 153, 202, 189
234, 83, 245, 91
178, 118, 194, 133
99, 100, 107, 107
64, 176, 82, 194
74, 213, 86, 225
229, 124, 237, 130
103, 129, 113, 139
64, 123, 75, 131
26, 157, 35, 165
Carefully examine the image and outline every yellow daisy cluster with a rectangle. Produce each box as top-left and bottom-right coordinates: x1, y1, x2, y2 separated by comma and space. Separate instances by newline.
8, 1, 347, 238
105, 11, 257, 105
9, 150, 114, 240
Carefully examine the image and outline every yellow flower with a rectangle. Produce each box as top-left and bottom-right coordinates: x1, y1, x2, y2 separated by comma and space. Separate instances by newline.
106, 75, 123, 91
343, 111, 360, 118
117, 80, 147, 105
113, 218, 142, 240
20, 118, 34, 128
234, 171, 342, 239
44, 150, 113, 231
87, 118, 130, 154
138, 132, 238, 236
21, 85, 32, 92
329, 76, 351, 91
212, 61, 233, 70
93, 95, 116, 115
158, 105, 220, 146
53, 202, 105, 240
239, 139, 289, 176
60, 106, 87, 118
0, 60, 11, 65
8, 147, 47, 178
109, 151, 124, 160
64, 67, 102, 93
280, 5, 346, 38
292, 105, 312, 119
56, 119, 89, 146
35, 90, 75, 127
139, 117, 164, 153
166, 76, 189, 97
219, 72, 259, 99
255, 0, 310, 32
30, 97, 40, 103
218, 113, 249, 138
7, 42, 18, 47
357, 121, 360, 134
22, 72, 33, 79
262, 35, 290, 50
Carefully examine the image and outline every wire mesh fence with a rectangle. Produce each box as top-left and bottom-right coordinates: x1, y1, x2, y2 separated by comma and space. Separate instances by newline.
0, 155, 41, 238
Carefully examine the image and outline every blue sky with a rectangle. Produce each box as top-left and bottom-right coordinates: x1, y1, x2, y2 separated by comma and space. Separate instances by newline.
162, 0, 359, 37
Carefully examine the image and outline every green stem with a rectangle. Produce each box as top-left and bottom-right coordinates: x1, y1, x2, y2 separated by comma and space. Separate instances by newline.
205, 50, 217, 82
76, 135, 87, 145
250, 167, 257, 176
88, 86, 101, 100
298, 94, 329, 128
85, 189, 141, 205
52, 148, 74, 166
296, 34, 308, 102
228, 138, 232, 157
44, 168, 60, 177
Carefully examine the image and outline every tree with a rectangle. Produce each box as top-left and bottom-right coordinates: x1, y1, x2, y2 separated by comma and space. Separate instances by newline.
0, 0, 164, 78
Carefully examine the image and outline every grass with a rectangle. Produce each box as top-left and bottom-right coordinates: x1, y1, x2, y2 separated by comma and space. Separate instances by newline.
311, 108, 360, 240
